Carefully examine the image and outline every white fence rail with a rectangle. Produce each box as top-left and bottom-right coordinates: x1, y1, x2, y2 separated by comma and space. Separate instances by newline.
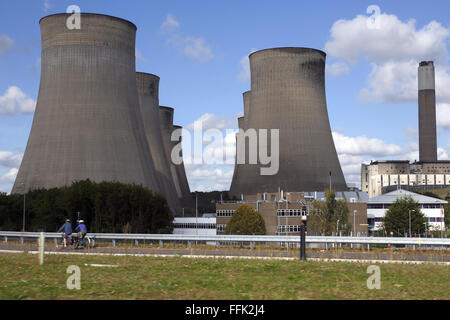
0, 231, 449, 247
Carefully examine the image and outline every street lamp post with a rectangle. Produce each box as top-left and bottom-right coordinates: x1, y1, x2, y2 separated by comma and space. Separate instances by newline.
353, 210, 357, 236
299, 214, 307, 261
408, 210, 412, 237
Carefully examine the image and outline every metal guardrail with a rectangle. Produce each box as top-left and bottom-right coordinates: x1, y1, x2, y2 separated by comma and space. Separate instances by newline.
0, 231, 449, 246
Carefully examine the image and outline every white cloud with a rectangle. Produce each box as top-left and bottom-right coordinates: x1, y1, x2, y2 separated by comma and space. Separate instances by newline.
325, 14, 449, 64
0, 168, 18, 185
160, 13, 213, 63
0, 34, 14, 57
0, 86, 36, 114
436, 103, 450, 130
237, 49, 257, 81
43, 0, 52, 12
0, 151, 23, 168
185, 113, 236, 131
160, 13, 180, 32
183, 37, 213, 63
325, 11, 450, 105
332, 131, 403, 157
326, 62, 349, 77
135, 48, 147, 63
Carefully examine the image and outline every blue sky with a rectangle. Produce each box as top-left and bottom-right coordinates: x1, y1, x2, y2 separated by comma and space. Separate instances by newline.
0, 0, 450, 192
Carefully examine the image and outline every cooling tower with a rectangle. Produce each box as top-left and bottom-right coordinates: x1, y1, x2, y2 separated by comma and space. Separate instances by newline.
136, 72, 180, 213
418, 61, 437, 162
12, 14, 160, 194
172, 125, 191, 205
229, 47, 347, 196
159, 107, 184, 201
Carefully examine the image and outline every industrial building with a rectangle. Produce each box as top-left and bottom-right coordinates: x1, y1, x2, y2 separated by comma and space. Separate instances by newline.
12, 13, 190, 214
172, 216, 217, 236
216, 191, 368, 236
229, 48, 347, 197
361, 61, 448, 198
362, 160, 450, 198
367, 189, 446, 233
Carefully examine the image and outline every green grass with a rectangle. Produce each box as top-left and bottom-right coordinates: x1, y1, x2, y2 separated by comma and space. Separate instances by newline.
0, 253, 448, 300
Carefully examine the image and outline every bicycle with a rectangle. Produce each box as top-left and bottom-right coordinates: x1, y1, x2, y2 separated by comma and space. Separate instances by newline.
73, 232, 92, 249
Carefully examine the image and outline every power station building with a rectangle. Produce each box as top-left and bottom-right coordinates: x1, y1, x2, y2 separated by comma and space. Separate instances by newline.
216, 191, 368, 236
12, 13, 190, 214
361, 61, 449, 198
229, 47, 347, 197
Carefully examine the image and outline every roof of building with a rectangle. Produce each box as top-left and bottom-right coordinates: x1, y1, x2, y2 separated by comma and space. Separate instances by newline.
368, 189, 447, 204
301, 191, 369, 203
369, 160, 410, 165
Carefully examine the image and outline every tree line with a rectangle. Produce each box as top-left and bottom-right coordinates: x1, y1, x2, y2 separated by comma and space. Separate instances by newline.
0, 180, 174, 234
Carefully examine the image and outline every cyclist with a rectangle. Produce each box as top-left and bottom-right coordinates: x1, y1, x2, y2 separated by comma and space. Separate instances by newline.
75, 220, 87, 247
57, 219, 72, 248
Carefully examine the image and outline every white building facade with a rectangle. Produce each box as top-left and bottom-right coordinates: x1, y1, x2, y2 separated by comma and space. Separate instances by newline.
367, 189, 446, 233
172, 216, 217, 236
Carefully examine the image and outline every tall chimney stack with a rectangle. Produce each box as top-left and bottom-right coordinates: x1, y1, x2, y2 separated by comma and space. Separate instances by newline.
418, 61, 437, 162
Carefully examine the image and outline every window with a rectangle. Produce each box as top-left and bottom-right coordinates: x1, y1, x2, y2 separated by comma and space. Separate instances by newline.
277, 225, 301, 233
216, 224, 226, 232
277, 209, 307, 217
216, 210, 234, 217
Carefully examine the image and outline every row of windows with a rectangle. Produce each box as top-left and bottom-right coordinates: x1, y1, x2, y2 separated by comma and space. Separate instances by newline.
368, 204, 444, 209
277, 225, 302, 233
173, 223, 216, 229
216, 210, 234, 217
217, 224, 226, 232
277, 208, 307, 216
369, 217, 444, 223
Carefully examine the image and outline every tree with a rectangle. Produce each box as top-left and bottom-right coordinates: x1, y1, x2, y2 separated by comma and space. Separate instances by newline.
0, 180, 174, 233
383, 196, 427, 237
224, 204, 266, 235
308, 189, 351, 236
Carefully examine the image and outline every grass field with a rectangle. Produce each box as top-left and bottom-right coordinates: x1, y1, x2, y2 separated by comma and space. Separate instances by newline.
0, 253, 449, 300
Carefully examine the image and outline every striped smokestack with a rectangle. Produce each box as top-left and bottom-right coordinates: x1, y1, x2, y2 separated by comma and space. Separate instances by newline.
418, 61, 437, 162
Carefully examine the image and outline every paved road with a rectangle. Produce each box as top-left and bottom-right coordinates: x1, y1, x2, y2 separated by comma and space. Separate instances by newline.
1, 243, 449, 263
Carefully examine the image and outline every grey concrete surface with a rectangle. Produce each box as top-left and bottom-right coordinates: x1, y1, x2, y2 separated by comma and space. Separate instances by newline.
172, 125, 191, 207
136, 72, 180, 213
12, 13, 160, 194
419, 61, 437, 162
230, 48, 347, 196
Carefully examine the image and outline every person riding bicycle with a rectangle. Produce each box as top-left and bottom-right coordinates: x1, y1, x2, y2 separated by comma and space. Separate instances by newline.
75, 220, 87, 246
57, 219, 72, 248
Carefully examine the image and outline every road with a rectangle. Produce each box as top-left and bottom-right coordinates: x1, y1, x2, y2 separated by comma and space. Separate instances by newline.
0, 243, 449, 264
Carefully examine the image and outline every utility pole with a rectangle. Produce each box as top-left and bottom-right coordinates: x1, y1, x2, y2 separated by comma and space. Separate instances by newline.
21, 183, 26, 232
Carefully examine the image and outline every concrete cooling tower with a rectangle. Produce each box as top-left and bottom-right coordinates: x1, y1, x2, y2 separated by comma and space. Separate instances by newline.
12, 14, 160, 194
229, 47, 347, 197
172, 125, 191, 205
136, 72, 180, 212
159, 107, 191, 206
418, 61, 437, 162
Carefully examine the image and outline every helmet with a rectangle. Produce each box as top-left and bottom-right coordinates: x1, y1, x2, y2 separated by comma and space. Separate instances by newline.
66, 219, 70, 222
79, 220, 84, 223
